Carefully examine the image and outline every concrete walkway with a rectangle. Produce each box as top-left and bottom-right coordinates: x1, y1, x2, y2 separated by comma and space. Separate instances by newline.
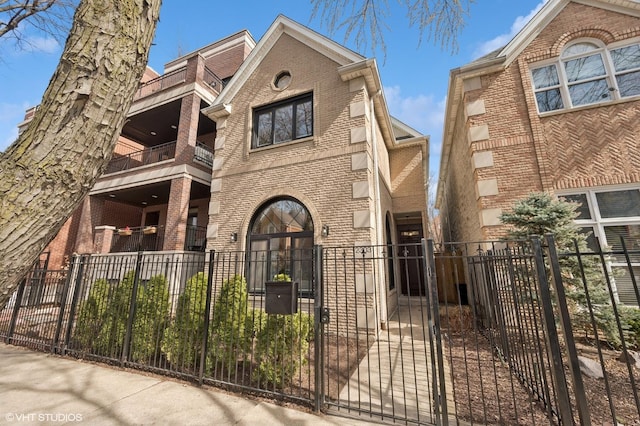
334, 300, 455, 425
0, 343, 375, 426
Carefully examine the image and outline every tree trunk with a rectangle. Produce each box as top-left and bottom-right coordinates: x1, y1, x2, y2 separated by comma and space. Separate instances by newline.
0, 0, 161, 310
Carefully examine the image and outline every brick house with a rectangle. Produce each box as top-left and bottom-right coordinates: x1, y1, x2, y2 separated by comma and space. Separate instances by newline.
31, 16, 428, 313
435, 0, 640, 304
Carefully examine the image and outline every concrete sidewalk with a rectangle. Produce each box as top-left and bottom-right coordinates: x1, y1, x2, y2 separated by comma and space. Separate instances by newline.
0, 343, 376, 426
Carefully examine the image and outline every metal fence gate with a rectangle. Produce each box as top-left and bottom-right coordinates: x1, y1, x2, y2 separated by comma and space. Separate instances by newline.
317, 244, 447, 425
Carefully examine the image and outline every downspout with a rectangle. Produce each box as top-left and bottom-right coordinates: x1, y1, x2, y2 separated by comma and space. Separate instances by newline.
370, 90, 388, 330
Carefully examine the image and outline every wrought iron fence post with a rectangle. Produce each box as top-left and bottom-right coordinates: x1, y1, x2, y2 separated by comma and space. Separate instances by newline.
52, 256, 78, 353
313, 244, 324, 413
531, 236, 574, 426
424, 238, 448, 426
544, 234, 591, 425
63, 255, 88, 352
199, 250, 215, 384
121, 251, 144, 365
6, 279, 26, 343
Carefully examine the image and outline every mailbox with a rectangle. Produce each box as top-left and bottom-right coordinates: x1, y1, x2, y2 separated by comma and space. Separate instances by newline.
265, 281, 298, 315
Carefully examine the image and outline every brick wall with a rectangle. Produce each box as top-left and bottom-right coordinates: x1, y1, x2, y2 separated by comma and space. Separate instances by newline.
441, 1, 640, 243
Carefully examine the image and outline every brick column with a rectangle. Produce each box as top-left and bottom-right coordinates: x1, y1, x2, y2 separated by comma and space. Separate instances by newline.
75, 196, 104, 253
163, 176, 192, 251
93, 226, 116, 253
175, 55, 205, 165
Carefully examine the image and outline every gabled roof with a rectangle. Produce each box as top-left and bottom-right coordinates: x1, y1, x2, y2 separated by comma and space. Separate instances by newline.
435, 0, 640, 208
202, 15, 404, 149
207, 15, 365, 109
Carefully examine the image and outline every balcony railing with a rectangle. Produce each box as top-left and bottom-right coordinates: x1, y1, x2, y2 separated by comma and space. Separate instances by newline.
134, 68, 186, 100
109, 225, 206, 253
194, 142, 213, 167
185, 225, 207, 251
105, 141, 176, 174
133, 66, 223, 101
111, 226, 165, 253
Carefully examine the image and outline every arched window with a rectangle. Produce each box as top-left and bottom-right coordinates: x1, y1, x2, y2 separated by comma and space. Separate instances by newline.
531, 38, 640, 112
247, 198, 314, 295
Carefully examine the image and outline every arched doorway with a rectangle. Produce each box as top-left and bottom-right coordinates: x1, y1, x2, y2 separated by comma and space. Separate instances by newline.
247, 197, 314, 295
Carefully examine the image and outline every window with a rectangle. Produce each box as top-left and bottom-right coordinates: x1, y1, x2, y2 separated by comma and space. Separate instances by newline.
253, 93, 313, 148
248, 198, 314, 296
531, 39, 640, 113
559, 187, 640, 305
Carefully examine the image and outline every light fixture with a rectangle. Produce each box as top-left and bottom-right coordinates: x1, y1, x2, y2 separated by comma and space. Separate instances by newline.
108, 194, 116, 198
151, 194, 158, 199
321, 225, 329, 237
230, 232, 238, 243
170, 124, 177, 129
150, 131, 157, 136
141, 201, 147, 205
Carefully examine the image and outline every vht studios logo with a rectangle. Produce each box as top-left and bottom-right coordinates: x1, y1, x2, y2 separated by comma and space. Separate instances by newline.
5, 413, 84, 422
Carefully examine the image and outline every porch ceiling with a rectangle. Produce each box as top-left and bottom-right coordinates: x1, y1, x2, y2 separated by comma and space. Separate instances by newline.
122, 99, 216, 146
97, 180, 210, 207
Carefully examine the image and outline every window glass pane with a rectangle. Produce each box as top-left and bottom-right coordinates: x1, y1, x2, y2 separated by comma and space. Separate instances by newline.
603, 224, 640, 250
596, 190, 640, 218
616, 70, 640, 97
535, 89, 564, 112
562, 42, 599, 57
568, 78, 609, 106
273, 104, 293, 143
256, 112, 272, 147
564, 54, 605, 82
532, 65, 559, 89
611, 44, 640, 72
561, 194, 591, 219
295, 100, 313, 138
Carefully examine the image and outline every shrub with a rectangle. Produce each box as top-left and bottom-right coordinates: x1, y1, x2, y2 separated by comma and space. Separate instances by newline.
162, 272, 208, 370
73, 278, 112, 351
93, 271, 136, 357
620, 306, 640, 349
130, 274, 170, 363
209, 275, 249, 372
254, 311, 312, 388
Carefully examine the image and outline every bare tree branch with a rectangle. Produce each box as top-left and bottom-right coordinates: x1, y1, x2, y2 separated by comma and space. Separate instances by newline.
310, 0, 472, 57
0, 0, 76, 47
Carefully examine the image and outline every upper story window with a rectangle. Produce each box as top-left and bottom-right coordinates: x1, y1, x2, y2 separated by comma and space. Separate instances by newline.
531, 39, 640, 113
253, 93, 313, 148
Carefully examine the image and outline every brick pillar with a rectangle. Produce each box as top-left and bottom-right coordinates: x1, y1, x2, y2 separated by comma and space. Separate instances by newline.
163, 176, 192, 251
175, 55, 205, 165
94, 226, 116, 253
75, 196, 104, 253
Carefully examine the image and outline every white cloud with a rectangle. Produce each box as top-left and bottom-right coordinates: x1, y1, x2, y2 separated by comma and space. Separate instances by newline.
383, 85, 446, 175
473, 1, 548, 59
24, 36, 60, 54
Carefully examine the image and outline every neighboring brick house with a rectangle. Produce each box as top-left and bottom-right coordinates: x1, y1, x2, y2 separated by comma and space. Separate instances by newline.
29, 16, 428, 311
436, 0, 640, 303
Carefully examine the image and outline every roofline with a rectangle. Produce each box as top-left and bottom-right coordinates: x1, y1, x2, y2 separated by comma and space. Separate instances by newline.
164, 30, 256, 73
205, 15, 365, 111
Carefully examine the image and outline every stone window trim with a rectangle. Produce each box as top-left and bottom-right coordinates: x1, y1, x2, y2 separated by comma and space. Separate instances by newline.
251, 92, 313, 149
530, 37, 640, 114
272, 70, 292, 91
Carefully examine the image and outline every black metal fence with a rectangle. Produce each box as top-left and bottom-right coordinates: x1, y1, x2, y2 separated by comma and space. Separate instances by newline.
436, 235, 640, 425
2, 238, 640, 425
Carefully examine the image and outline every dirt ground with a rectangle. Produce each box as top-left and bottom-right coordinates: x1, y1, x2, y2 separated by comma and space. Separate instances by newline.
444, 332, 640, 425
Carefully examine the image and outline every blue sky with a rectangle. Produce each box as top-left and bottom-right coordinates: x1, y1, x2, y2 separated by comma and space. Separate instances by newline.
0, 0, 547, 176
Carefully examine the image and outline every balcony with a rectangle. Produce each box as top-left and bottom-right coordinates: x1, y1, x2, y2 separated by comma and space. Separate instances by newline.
133, 65, 223, 102
194, 142, 213, 167
110, 225, 207, 253
105, 141, 176, 174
